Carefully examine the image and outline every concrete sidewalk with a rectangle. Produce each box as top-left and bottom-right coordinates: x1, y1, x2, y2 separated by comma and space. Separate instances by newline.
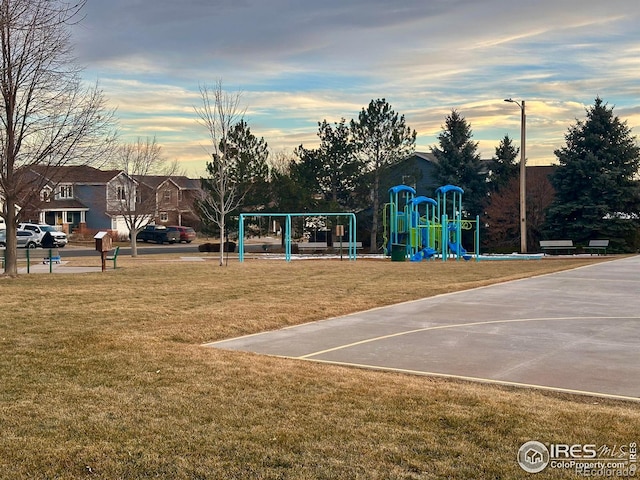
207, 255, 640, 401
18, 260, 104, 274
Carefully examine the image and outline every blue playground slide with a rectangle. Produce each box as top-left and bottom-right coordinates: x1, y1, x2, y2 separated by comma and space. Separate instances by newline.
410, 247, 437, 262
448, 241, 472, 261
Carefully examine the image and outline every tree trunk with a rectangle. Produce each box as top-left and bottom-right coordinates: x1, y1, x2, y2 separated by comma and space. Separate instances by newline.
370, 171, 380, 253
130, 234, 138, 258
219, 215, 225, 267
2, 195, 19, 277
218, 184, 225, 266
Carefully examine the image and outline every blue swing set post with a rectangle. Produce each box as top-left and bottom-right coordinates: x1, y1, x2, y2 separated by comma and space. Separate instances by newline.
238, 212, 357, 262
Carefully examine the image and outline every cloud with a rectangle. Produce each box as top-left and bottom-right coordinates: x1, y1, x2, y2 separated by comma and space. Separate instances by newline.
72, 0, 640, 175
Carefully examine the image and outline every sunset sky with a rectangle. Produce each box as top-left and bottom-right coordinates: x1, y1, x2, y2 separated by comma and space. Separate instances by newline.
72, 0, 640, 176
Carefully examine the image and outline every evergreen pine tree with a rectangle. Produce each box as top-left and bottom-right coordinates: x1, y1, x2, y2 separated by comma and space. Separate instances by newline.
431, 110, 487, 218
298, 119, 362, 211
226, 120, 270, 211
488, 135, 519, 193
351, 99, 416, 250
545, 98, 640, 250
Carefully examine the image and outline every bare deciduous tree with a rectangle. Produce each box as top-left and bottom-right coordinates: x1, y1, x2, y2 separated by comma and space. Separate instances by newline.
0, 0, 115, 277
484, 167, 555, 251
108, 137, 179, 257
194, 81, 245, 266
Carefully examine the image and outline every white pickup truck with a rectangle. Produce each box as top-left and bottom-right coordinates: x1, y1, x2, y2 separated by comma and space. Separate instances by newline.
18, 223, 68, 247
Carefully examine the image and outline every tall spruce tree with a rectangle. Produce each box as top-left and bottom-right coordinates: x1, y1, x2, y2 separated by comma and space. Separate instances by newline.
351, 99, 416, 251
431, 110, 487, 218
316, 119, 361, 211
488, 134, 519, 193
545, 98, 640, 250
296, 119, 361, 212
226, 120, 269, 211
290, 145, 325, 211
483, 134, 521, 250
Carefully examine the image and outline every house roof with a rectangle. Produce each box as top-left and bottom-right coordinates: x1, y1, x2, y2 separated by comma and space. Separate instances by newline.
134, 175, 201, 190
28, 165, 123, 184
528, 165, 556, 176
39, 199, 89, 211
28, 166, 204, 190
133, 175, 169, 189
409, 151, 493, 175
172, 176, 202, 190
413, 151, 438, 163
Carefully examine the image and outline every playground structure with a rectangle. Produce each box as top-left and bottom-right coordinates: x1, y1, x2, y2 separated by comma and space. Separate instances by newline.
383, 184, 479, 261
238, 212, 357, 262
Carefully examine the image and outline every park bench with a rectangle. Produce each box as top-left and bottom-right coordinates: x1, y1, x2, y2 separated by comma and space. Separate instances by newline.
584, 239, 609, 256
332, 241, 363, 250
297, 241, 363, 253
297, 242, 330, 253
106, 245, 120, 268
539, 240, 576, 255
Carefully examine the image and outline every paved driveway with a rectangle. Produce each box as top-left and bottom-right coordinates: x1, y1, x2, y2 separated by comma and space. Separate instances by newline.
206, 256, 640, 401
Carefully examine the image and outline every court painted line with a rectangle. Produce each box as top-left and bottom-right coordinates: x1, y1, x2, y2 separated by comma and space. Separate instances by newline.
202, 268, 597, 349
294, 357, 640, 403
298, 316, 640, 360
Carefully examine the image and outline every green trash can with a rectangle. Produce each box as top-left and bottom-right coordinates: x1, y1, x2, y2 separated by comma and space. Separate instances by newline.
391, 243, 406, 262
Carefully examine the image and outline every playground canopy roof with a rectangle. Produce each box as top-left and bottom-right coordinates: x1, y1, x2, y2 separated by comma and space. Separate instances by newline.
436, 185, 464, 195
389, 185, 416, 195
412, 196, 437, 207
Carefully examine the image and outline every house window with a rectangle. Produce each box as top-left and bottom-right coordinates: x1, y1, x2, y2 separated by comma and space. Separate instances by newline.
59, 185, 73, 199
116, 186, 126, 200
41, 190, 51, 202
159, 212, 168, 222
163, 190, 172, 202
402, 175, 416, 189
177, 190, 183, 202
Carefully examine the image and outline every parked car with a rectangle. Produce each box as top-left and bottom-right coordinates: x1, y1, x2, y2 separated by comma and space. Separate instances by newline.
17, 223, 67, 247
168, 226, 197, 243
136, 225, 180, 244
0, 229, 38, 248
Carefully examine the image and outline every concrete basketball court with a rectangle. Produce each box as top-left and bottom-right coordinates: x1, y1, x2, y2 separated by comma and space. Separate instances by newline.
206, 255, 640, 402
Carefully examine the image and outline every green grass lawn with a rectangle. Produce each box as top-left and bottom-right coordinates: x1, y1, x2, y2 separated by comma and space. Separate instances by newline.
1, 256, 638, 479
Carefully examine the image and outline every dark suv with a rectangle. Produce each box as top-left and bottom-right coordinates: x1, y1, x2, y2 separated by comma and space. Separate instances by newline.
167, 226, 197, 243
136, 225, 180, 244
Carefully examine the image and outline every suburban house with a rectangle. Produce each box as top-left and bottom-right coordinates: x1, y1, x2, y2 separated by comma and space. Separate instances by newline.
383, 151, 441, 196
20, 166, 202, 238
384, 151, 495, 197
134, 175, 202, 228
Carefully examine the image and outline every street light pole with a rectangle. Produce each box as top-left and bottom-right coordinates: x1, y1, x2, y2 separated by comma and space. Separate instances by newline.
504, 98, 527, 253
